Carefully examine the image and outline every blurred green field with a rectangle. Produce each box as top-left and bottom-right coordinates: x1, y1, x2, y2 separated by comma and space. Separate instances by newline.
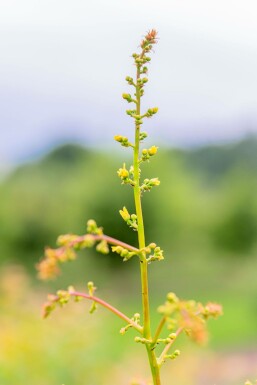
0, 137, 257, 384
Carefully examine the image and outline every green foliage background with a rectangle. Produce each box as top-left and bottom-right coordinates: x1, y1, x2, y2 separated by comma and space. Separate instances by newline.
0, 136, 257, 384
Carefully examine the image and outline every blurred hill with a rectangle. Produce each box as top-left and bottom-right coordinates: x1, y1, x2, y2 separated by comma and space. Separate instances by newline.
1, 136, 257, 264
180, 135, 257, 179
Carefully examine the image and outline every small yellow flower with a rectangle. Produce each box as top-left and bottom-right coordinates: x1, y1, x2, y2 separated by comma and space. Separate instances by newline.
114, 135, 123, 142
117, 165, 129, 179
148, 146, 158, 156
119, 206, 130, 221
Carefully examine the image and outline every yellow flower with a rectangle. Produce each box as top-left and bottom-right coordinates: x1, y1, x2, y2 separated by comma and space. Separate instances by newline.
148, 146, 158, 156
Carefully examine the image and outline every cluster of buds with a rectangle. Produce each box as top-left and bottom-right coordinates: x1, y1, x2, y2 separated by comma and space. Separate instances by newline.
156, 333, 177, 345
199, 302, 223, 319
126, 108, 158, 124
42, 286, 80, 318
87, 281, 97, 313
125, 110, 145, 125
42, 282, 99, 319
139, 243, 164, 262
132, 53, 151, 66
96, 240, 109, 254
57, 233, 96, 249
37, 220, 111, 280
141, 177, 160, 192
139, 131, 148, 141
141, 146, 158, 161
111, 245, 137, 262
117, 164, 135, 186
137, 77, 148, 87
121, 30, 158, 136
131, 30, 158, 77
126, 109, 136, 118
37, 245, 76, 280
122, 93, 136, 104
144, 107, 158, 118
140, 29, 158, 50
125, 76, 135, 86
134, 336, 152, 345
157, 292, 179, 317
157, 292, 222, 345
120, 313, 141, 335
87, 219, 103, 235
162, 349, 181, 363
119, 206, 138, 231
114, 135, 133, 148
146, 245, 164, 263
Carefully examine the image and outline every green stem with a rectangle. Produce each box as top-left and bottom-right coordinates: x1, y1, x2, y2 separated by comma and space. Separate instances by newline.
147, 347, 162, 385
133, 63, 162, 385
151, 316, 167, 347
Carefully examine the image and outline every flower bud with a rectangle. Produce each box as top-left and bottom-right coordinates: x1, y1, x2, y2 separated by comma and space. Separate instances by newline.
80, 234, 95, 248
169, 333, 177, 340
126, 109, 136, 116
121, 249, 129, 257
150, 178, 160, 186
96, 240, 109, 254
173, 349, 180, 357
114, 135, 123, 142
139, 131, 148, 141
125, 76, 134, 84
167, 292, 179, 303
122, 93, 133, 103
68, 285, 75, 293
87, 219, 97, 233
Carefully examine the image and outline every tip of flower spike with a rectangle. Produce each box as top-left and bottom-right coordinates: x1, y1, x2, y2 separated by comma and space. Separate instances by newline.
140, 29, 158, 49
145, 29, 158, 42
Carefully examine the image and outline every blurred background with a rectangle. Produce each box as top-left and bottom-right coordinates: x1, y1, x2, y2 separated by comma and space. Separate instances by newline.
0, 1, 257, 384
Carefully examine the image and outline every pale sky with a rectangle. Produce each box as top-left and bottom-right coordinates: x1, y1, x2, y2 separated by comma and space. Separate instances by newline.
1, 0, 257, 166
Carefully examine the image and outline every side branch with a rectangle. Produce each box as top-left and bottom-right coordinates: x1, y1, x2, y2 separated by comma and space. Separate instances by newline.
69, 234, 139, 253
37, 231, 140, 280
157, 327, 183, 365
48, 291, 143, 334
151, 316, 167, 347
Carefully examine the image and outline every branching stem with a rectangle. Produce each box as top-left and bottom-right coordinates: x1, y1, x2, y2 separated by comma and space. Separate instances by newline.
58, 234, 139, 254
157, 327, 183, 366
